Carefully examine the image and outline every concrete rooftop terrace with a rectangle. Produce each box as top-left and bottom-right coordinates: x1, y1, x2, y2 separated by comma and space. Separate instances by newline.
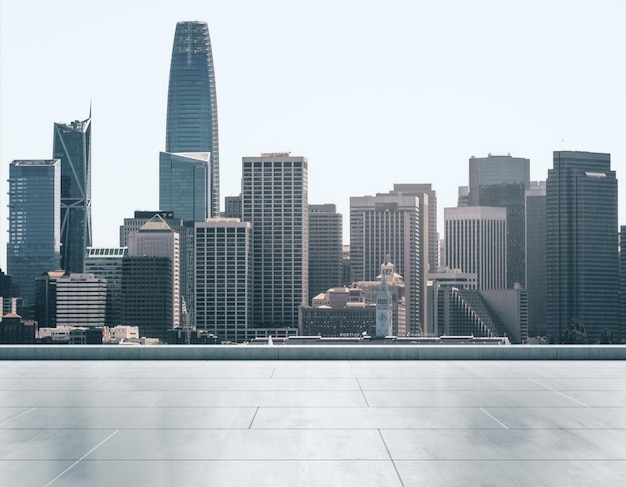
1, 348, 625, 486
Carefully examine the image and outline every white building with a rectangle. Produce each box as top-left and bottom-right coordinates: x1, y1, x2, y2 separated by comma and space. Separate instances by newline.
444, 206, 507, 290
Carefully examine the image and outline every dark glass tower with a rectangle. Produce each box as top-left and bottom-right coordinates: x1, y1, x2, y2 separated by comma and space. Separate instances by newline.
166, 21, 219, 217
7, 160, 61, 305
52, 115, 92, 274
546, 151, 618, 344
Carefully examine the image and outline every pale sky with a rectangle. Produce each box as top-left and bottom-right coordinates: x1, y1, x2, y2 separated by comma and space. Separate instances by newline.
1, 0, 625, 269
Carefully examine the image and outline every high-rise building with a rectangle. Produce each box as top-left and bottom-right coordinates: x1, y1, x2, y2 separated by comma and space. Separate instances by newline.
392, 184, 439, 272
159, 152, 210, 223
445, 206, 507, 290
53, 115, 92, 273
350, 193, 422, 335
525, 181, 546, 338
127, 215, 180, 328
242, 153, 308, 329
308, 204, 343, 303
35, 271, 106, 328
166, 21, 220, 217
469, 154, 529, 288
194, 219, 252, 342
120, 211, 193, 324
614, 225, 626, 343
468, 154, 530, 206
546, 151, 618, 344
85, 247, 128, 326
224, 195, 242, 219
54, 274, 107, 328
121, 257, 173, 342
7, 160, 61, 306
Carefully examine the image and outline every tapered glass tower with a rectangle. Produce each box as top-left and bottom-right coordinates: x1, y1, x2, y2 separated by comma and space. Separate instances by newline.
166, 21, 219, 217
53, 115, 92, 274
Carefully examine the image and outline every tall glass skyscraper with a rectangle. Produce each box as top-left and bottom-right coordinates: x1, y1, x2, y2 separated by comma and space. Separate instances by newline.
53, 115, 92, 274
166, 21, 220, 217
7, 160, 61, 305
159, 151, 209, 222
546, 151, 618, 344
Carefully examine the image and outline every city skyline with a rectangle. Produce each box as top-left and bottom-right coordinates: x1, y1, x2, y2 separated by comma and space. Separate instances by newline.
1, 0, 625, 270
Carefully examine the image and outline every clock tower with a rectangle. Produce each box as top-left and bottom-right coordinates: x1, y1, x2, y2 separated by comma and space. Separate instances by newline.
376, 273, 393, 337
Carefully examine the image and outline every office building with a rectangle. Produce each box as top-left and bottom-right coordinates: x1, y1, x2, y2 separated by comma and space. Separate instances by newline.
546, 151, 618, 344
224, 195, 242, 219
7, 160, 61, 306
350, 193, 421, 335
35, 272, 106, 328
120, 211, 193, 324
242, 153, 308, 329
525, 181, 547, 338
166, 21, 220, 217
55, 274, 107, 328
195, 219, 252, 342
85, 247, 128, 326
127, 215, 180, 328
445, 206, 507, 290
308, 204, 343, 303
469, 154, 530, 288
159, 151, 210, 222
53, 115, 92, 273
392, 184, 439, 272
615, 225, 626, 343
468, 154, 530, 206
121, 256, 173, 342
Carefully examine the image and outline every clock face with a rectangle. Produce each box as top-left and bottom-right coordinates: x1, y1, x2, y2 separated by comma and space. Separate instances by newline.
378, 312, 387, 322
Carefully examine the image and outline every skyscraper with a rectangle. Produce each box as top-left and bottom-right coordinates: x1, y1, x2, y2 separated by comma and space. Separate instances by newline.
308, 204, 343, 303
445, 206, 507, 290
53, 115, 92, 273
242, 153, 308, 329
195, 219, 252, 342
350, 193, 422, 335
7, 160, 61, 306
166, 21, 220, 217
127, 215, 181, 329
525, 181, 546, 338
469, 154, 530, 288
392, 184, 439, 272
546, 151, 618, 344
159, 151, 210, 222
85, 247, 128, 326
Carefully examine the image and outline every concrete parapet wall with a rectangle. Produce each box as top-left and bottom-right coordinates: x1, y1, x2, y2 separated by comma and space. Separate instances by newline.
0, 345, 625, 360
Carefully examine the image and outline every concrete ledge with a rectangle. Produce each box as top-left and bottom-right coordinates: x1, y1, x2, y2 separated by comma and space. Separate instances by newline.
0, 345, 624, 360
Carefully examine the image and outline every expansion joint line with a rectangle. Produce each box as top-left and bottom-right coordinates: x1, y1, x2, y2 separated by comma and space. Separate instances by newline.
43, 429, 120, 487
378, 429, 405, 487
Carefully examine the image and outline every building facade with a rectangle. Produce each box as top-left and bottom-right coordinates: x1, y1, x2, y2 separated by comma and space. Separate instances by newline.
7, 160, 61, 306
445, 206, 507, 290
127, 215, 180, 328
392, 184, 439, 272
350, 193, 421, 335
85, 247, 128, 326
525, 181, 546, 338
166, 21, 220, 217
308, 204, 343, 303
120, 211, 193, 325
53, 115, 92, 273
546, 151, 619, 344
194, 219, 252, 342
121, 257, 173, 342
55, 274, 107, 328
159, 151, 210, 223
242, 153, 308, 329
468, 154, 530, 288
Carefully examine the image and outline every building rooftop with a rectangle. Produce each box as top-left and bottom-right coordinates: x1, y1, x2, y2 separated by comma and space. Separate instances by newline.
1, 347, 624, 486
